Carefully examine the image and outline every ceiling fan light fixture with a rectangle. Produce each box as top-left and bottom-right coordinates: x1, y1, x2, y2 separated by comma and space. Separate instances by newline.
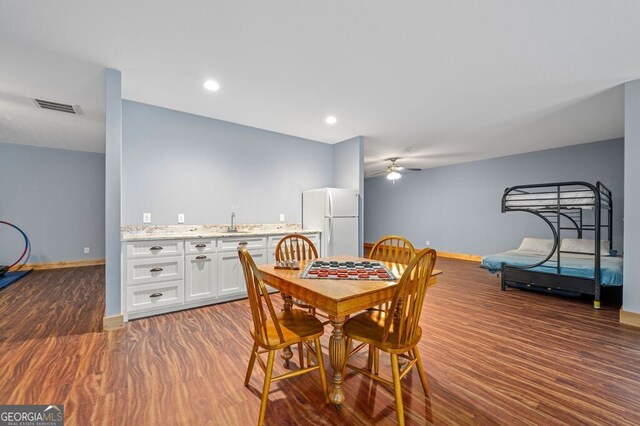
387, 171, 402, 181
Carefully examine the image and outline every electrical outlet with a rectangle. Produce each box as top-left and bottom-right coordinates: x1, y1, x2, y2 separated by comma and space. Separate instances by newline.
178, 213, 185, 224
425, 240, 430, 247
143, 212, 151, 223
279, 213, 285, 222
84, 247, 90, 254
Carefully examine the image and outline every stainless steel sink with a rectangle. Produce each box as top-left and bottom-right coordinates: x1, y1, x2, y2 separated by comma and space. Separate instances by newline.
225, 228, 249, 233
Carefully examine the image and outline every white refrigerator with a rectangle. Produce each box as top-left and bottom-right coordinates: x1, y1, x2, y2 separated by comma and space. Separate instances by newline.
302, 188, 359, 257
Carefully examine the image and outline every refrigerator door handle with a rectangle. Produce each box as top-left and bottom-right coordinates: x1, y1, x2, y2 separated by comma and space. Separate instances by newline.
327, 216, 332, 247
328, 190, 333, 218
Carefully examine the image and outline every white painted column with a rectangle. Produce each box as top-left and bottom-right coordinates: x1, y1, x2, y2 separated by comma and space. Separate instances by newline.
105, 68, 122, 318
622, 80, 640, 324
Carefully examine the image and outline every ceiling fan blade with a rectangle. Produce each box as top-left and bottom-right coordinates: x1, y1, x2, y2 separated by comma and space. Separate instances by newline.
369, 170, 387, 176
404, 168, 422, 172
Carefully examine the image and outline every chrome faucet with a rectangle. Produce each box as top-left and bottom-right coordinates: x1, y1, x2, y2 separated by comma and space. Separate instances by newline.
229, 212, 236, 232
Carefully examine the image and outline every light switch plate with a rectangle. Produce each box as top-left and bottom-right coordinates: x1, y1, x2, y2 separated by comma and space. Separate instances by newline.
425, 240, 430, 246
84, 247, 90, 254
178, 213, 185, 224
143, 213, 151, 223
279, 213, 285, 222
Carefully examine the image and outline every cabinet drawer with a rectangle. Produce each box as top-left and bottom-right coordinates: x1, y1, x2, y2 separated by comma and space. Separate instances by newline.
127, 256, 184, 286
268, 233, 320, 248
126, 240, 183, 258
126, 281, 184, 312
185, 239, 216, 254
218, 236, 266, 251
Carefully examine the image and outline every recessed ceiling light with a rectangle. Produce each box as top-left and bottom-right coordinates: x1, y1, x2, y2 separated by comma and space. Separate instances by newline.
204, 80, 220, 92
325, 116, 337, 125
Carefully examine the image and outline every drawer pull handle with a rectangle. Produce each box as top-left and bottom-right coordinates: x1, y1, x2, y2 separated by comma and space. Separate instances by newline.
150, 246, 163, 251
150, 293, 163, 298
196, 255, 207, 260
150, 267, 164, 273
195, 243, 207, 248
240, 241, 248, 245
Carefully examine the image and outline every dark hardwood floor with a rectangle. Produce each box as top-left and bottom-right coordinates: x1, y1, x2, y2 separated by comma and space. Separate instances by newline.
0, 266, 104, 342
0, 259, 639, 425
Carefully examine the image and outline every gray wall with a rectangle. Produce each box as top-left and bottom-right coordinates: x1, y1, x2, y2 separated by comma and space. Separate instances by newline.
0, 142, 105, 263
122, 101, 333, 226
365, 138, 624, 255
105, 68, 122, 317
333, 136, 363, 190
624, 81, 640, 313
332, 136, 365, 255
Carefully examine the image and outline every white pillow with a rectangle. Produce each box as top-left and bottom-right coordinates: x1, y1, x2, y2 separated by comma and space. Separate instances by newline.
560, 238, 610, 256
518, 238, 555, 254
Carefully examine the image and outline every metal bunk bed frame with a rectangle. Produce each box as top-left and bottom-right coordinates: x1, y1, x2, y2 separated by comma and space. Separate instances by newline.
499, 181, 613, 309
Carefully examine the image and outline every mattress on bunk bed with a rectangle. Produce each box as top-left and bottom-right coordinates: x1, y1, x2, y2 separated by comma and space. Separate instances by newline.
504, 190, 595, 209
481, 250, 623, 286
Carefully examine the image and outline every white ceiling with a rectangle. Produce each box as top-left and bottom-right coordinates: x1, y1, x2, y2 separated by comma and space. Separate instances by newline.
1, 1, 638, 173
0, 41, 106, 153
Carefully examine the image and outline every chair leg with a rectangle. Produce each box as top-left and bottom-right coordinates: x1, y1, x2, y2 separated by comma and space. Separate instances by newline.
314, 338, 329, 403
297, 342, 304, 368
412, 347, 430, 396
258, 350, 276, 426
373, 347, 380, 376
244, 342, 259, 386
390, 354, 405, 426
367, 344, 373, 372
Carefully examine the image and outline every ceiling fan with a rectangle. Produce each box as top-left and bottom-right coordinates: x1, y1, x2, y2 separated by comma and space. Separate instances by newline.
371, 157, 422, 182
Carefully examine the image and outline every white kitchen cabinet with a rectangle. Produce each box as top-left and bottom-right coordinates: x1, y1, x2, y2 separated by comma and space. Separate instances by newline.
126, 256, 184, 286
122, 231, 319, 321
218, 236, 266, 251
217, 236, 267, 297
185, 253, 217, 302
126, 239, 184, 258
217, 251, 244, 297
185, 239, 216, 254
126, 280, 184, 313
123, 239, 185, 320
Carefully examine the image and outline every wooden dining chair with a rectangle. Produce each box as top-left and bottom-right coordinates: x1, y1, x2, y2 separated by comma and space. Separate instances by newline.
239, 247, 329, 426
343, 248, 437, 426
367, 235, 418, 372
275, 233, 320, 316
275, 234, 327, 367
369, 235, 416, 265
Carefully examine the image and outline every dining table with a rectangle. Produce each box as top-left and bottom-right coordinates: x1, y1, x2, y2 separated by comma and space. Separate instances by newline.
257, 255, 442, 409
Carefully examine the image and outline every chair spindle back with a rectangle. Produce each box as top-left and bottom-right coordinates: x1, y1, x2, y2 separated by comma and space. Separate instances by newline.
369, 235, 416, 265
238, 247, 285, 346
382, 248, 437, 346
275, 234, 319, 262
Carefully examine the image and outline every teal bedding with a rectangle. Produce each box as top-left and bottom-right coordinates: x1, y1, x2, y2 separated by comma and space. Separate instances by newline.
481, 250, 623, 286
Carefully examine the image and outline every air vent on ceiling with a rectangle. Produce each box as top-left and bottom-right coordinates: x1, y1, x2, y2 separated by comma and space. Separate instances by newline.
32, 98, 81, 114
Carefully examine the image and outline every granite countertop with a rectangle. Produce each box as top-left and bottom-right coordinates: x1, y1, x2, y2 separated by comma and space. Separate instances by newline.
121, 224, 321, 241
